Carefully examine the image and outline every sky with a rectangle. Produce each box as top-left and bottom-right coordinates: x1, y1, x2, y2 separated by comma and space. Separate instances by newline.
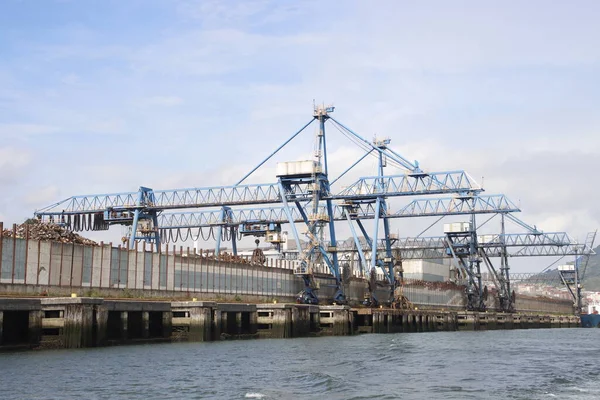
1, 0, 599, 271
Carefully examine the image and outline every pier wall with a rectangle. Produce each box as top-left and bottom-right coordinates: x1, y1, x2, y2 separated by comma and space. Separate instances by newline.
0, 237, 467, 306
0, 236, 574, 313
0, 236, 306, 298
0, 297, 581, 351
514, 295, 574, 314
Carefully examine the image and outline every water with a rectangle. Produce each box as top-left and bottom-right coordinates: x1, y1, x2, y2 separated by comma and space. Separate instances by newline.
0, 329, 598, 399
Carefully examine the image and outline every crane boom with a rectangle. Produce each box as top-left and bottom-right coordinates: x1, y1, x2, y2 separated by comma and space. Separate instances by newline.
155, 194, 518, 230
35, 171, 482, 217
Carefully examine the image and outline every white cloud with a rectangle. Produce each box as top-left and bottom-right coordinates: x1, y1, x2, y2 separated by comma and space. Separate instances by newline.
177, 0, 311, 28
36, 43, 128, 62
0, 147, 31, 183
61, 73, 81, 85
24, 185, 61, 208
0, 123, 61, 138
86, 118, 125, 134
137, 96, 184, 107
130, 28, 322, 77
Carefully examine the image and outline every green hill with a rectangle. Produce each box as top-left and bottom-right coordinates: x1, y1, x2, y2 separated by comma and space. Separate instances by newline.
522, 245, 600, 291
581, 245, 600, 291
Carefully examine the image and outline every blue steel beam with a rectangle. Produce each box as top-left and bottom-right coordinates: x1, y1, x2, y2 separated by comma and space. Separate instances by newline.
34, 183, 282, 215
334, 232, 592, 259
481, 272, 561, 284
360, 244, 589, 259
333, 171, 481, 200
153, 194, 519, 230
393, 232, 576, 249
34, 170, 482, 217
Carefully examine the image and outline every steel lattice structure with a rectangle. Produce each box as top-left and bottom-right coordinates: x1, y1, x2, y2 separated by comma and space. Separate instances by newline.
32, 105, 594, 309
154, 194, 518, 229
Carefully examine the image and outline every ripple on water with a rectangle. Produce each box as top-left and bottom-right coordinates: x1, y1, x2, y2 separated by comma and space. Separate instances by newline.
244, 393, 265, 399
0, 329, 596, 400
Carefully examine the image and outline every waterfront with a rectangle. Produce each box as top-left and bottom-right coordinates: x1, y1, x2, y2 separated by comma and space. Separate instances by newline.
0, 328, 597, 399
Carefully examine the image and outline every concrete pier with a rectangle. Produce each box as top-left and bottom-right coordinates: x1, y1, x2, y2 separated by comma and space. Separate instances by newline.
257, 304, 293, 338
0, 298, 42, 349
319, 305, 353, 336
0, 297, 582, 351
102, 300, 171, 345
297, 305, 321, 337
40, 298, 102, 349
353, 309, 455, 334
213, 303, 257, 340
0, 234, 577, 319
171, 301, 215, 342
255, 304, 324, 338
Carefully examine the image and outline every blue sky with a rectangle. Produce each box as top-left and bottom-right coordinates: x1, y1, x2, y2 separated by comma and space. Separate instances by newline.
1, 0, 599, 268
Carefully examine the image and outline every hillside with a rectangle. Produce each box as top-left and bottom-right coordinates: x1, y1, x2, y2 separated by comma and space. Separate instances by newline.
581, 245, 600, 291
523, 245, 600, 291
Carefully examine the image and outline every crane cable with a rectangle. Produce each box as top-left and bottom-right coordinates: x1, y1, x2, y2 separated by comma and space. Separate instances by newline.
330, 120, 412, 172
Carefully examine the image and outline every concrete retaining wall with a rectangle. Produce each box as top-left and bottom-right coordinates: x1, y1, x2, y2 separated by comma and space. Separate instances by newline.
0, 297, 581, 351
0, 237, 306, 298
0, 236, 574, 313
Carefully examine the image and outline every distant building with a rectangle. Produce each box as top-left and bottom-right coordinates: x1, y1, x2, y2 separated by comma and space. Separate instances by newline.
193, 233, 455, 281
401, 259, 450, 282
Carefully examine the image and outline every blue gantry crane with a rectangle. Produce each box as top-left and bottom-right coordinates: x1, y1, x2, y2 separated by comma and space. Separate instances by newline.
556, 231, 597, 312
155, 194, 518, 247
33, 105, 592, 308
154, 193, 520, 305
35, 105, 485, 305
375, 217, 595, 312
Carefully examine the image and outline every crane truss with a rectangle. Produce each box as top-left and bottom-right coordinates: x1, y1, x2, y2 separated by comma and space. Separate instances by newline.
31, 105, 592, 308
155, 194, 518, 230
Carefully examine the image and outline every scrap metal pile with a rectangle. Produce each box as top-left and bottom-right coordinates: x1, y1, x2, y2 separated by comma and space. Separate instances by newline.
197, 250, 266, 266
1, 220, 98, 246
402, 279, 465, 290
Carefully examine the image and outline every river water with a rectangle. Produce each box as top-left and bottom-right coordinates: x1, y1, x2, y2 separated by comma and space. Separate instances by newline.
0, 328, 598, 399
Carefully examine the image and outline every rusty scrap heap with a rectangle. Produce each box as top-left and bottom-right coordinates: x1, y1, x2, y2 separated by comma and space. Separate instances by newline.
1, 220, 98, 246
